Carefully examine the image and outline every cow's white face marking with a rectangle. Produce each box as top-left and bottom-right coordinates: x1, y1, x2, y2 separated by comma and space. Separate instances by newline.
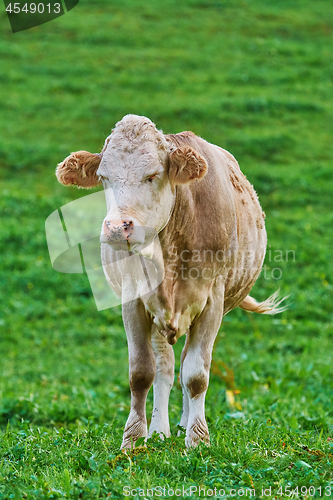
97, 125, 175, 249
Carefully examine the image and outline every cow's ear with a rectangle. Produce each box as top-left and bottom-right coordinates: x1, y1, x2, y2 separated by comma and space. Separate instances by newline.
56, 151, 102, 188
168, 146, 208, 185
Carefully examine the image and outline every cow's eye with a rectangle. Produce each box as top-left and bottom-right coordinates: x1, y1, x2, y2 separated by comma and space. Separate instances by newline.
147, 174, 157, 183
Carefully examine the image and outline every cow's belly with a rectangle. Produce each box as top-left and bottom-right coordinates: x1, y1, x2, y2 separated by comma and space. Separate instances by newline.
223, 220, 267, 314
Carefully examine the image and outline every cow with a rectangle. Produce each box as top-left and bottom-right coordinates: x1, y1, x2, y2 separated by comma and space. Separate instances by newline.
56, 114, 285, 448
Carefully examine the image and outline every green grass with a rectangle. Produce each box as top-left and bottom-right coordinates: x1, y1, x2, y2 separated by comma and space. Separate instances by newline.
0, 0, 333, 498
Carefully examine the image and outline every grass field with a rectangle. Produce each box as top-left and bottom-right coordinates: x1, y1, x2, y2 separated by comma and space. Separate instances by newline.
0, 0, 333, 498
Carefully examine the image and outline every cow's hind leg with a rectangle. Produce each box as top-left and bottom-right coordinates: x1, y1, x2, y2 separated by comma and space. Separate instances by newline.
149, 326, 175, 438
182, 283, 224, 447
121, 299, 155, 449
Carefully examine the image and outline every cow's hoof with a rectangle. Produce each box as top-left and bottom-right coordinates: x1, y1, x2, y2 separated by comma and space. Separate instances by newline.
185, 418, 210, 447
185, 433, 210, 448
121, 418, 147, 450
121, 436, 146, 450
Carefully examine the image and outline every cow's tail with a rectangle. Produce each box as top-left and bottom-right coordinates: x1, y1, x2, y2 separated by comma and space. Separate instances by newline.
239, 290, 288, 315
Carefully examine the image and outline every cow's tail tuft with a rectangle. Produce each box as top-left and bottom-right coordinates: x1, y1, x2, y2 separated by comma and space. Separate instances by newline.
239, 290, 288, 315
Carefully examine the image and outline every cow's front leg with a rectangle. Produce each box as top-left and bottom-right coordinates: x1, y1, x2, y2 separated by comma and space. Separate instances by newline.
182, 284, 224, 447
179, 336, 189, 431
149, 326, 175, 439
121, 299, 155, 449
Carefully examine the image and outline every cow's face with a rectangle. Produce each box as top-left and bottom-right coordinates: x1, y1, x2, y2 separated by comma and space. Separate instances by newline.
97, 139, 174, 250
56, 115, 208, 251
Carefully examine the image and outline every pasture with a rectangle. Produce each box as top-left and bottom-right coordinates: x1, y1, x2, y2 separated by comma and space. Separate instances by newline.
0, 0, 332, 497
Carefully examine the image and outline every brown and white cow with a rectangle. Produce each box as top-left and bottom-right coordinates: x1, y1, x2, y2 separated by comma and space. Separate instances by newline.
56, 114, 285, 448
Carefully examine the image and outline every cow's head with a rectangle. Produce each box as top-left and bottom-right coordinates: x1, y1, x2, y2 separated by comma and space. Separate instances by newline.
56, 115, 207, 250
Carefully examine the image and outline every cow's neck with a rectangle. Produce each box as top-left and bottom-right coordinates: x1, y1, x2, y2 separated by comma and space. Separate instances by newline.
159, 185, 196, 251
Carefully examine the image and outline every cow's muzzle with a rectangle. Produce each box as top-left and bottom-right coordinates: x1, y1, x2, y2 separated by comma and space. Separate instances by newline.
101, 219, 146, 250
104, 219, 133, 241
